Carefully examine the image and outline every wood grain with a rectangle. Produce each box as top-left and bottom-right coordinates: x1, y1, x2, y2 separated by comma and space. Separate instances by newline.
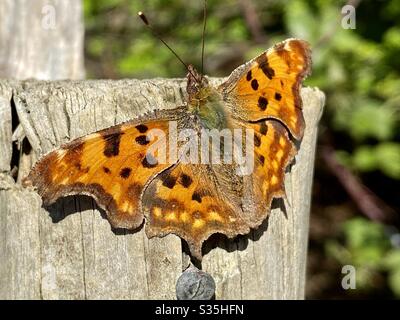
0, 0, 84, 80
0, 79, 324, 299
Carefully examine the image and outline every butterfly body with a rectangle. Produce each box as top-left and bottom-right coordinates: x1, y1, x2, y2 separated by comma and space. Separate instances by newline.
24, 39, 312, 260
196, 92, 230, 131
183, 64, 230, 133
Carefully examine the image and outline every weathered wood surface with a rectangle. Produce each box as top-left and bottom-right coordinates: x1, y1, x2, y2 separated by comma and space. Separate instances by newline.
0, 0, 84, 80
0, 79, 324, 299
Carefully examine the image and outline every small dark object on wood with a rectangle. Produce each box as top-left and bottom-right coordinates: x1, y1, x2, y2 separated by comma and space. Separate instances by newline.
176, 266, 215, 300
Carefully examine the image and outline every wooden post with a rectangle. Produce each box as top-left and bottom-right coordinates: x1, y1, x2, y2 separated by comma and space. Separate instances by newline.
0, 0, 325, 300
0, 78, 324, 299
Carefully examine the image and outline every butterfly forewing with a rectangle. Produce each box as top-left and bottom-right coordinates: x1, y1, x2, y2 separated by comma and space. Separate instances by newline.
24, 117, 176, 229
221, 39, 312, 140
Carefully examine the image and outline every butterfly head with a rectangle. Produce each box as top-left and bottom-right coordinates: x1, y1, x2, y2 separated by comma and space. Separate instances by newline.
186, 64, 210, 100
185, 64, 229, 130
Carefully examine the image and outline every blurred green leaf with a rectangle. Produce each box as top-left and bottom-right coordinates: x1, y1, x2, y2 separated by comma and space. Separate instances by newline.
350, 143, 400, 179
343, 218, 389, 248
374, 74, 400, 99
342, 218, 390, 266
383, 250, 400, 270
388, 270, 400, 298
348, 104, 396, 141
335, 150, 352, 168
87, 37, 106, 57
285, 0, 316, 40
376, 143, 400, 179
384, 27, 400, 49
352, 146, 377, 172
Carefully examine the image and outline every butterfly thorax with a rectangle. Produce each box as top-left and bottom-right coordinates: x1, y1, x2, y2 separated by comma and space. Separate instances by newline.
186, 65, 229, 130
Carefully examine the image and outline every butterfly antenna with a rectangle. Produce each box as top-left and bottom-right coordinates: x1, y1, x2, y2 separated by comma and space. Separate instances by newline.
200, 0, 207, 78
138, 11, 200, 83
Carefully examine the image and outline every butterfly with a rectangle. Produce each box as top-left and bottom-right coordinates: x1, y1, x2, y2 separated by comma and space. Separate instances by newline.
23, 38, 311, 260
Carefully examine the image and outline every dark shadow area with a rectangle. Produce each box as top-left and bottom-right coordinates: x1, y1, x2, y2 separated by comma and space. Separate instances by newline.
272, 197, 288, 219
293, 136, 302, 151
111, 223, 143, 235
22, 137, 32, 155
47, 192, 289, 266
9, 94, 33, 182
181, 241, 202, 270
10, 95, 20, 181
47, 194, 142, 235
47, 194, 101, 223
180, 196, 290, 263
201, 213, 271, 259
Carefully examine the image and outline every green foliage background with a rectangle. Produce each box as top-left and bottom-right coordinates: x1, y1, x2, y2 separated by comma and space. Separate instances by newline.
84, 0, 400, 298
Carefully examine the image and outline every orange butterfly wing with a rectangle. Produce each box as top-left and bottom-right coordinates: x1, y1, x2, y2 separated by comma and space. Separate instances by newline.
142, 162, 249, 259
141, 119, 296, 259
221, 39, 312, 139
244, 120, 296, 224
23, 110, 181, 229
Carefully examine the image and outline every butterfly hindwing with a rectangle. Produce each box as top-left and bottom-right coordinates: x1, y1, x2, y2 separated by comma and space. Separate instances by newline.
245, 119, 296, 222
142, 162, 249, 259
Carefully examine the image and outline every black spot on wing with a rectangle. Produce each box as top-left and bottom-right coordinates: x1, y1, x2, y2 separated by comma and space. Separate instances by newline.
103, 166, 111, 174
258, 97, 268, 111
251, 79, 259, 90
103, 128, 123, 157
246, 70, 252, 81
135, 124, 148, 133
180, 174, 192, 188
191, 192, 202, 203
256, 55, 275, 80
259, 122, 268, 135
258, 154, 265, 165
162, 175, 177, 189
275, 92, 282, 101
254, 134, 261, 147
120, 167, 132, 179
135, 135, 149, 145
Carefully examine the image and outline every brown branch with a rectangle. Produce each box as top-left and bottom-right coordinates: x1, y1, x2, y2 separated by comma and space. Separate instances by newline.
321, 146, 396, 223
238, 0, 266, 44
